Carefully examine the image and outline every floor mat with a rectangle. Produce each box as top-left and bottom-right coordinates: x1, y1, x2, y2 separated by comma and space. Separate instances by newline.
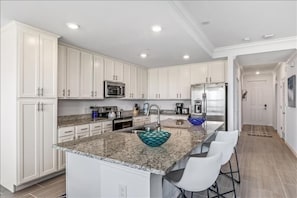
247, 125, 272, 137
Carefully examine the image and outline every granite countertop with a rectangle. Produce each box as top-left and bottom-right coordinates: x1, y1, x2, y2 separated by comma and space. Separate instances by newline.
54, 120, 223, 175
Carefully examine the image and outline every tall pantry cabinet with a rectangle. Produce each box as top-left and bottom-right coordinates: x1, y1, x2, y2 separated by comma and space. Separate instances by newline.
0, 21, 59, 192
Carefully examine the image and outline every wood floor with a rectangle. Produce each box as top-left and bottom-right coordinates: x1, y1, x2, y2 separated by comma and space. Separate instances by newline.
1, 125, 296, 198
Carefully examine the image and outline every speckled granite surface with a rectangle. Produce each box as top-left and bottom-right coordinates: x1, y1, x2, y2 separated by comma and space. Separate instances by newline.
54, 121, 223, 175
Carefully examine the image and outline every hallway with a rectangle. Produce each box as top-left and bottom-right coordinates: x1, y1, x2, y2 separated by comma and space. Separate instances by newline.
1, 125, 296, 198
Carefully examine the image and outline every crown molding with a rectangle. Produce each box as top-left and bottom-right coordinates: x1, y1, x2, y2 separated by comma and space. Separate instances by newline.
168, 1, 214, 56
213, 36, 297, 58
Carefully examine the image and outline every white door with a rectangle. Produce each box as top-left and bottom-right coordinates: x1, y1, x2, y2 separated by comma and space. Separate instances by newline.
123, 64, 131, 99
93, 55, 104, 99
18, 29, 40, 98
39, 99, 57, 176
39, 34, 57, 98
18, 100, 39, 184
104, 58, 115, 81
80, 52, 93, 98
136, 67, 143, 99
280, 79, 286, 138
114, 61, 124, 82
142, 69, 148, 99
66, 48, 80, 97
245, 78, 272, 125
179, 65, 191, 99
58, 45, 67, 97
130, 65, 137, 99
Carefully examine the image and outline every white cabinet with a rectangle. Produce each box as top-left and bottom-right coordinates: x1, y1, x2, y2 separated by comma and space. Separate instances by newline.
124, 64, 137, 99
18, 26, 57, 98
75, 124, 90, 139
148, 68, 168, 99
18, 99, 57, 183
104, 58, 123, 82
102, 121, 113, 133
137, 67, 148, 99
58, 126, 75, 170
191, 61, 226, 84
168, 65, 191, 99
90, 123, 102, 136
133, 116, 150, 127
66, 47, 80, 97
58, 45, 67, 97
1, 21, 59, 192
93, 55, 104, 99
80, 52, 93, 98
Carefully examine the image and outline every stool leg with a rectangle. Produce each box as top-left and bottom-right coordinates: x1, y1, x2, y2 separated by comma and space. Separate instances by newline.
234, 148, 241, 183
229, 161, 237, 198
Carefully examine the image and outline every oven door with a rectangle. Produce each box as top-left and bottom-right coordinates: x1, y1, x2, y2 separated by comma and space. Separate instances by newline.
113, 118, 133, 130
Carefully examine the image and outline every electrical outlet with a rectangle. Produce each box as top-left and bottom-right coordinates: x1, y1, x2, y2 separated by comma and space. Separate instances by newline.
119, 184, 127, 198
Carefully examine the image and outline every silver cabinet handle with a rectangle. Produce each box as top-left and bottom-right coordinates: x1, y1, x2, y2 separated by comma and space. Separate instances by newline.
81, 128, 88, 131
41, 103, 44, 111
177, 93, 178, 98
37, 102, 40, 111
67, 89, 70, 96
64, 130, 73, 133
180, 93, 181, 98
94, 126, 101, 129
62, 89, 65, 96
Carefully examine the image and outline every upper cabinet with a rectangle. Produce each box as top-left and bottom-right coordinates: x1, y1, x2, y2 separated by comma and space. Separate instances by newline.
148, 68, 168, 99
123, 64, 137, 99
58, 45, 104, 99
168, 65, 191, 99
191, 60, 226, 84
104, 58, 123, 82
18, 26, 58, 98
136, 67, 148, 99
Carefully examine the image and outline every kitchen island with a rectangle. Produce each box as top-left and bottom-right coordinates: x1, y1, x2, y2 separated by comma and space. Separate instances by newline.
54, 120, 223, 198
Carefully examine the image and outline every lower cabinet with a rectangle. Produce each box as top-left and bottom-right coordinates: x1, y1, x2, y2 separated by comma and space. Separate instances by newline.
58, 127, 75, 170
133, 116, 151, 127
18, 99, 57, 184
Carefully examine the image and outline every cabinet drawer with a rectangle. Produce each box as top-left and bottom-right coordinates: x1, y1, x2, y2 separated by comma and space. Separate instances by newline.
133, 117, 145, 122
75, 131, 89, 139
75, 124, 90, 133
58, 135, 74, 143
58, 126, 75, 137
102, 121, 112, 128
102, 128, 112, 133
90, 123, 102, 131
90, 130, 101, 136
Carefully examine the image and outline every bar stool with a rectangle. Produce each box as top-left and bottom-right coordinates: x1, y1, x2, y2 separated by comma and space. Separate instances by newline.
165, 141, 228, 198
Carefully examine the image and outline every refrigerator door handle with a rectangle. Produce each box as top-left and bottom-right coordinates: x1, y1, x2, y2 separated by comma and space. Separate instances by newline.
202, 93, 207, 117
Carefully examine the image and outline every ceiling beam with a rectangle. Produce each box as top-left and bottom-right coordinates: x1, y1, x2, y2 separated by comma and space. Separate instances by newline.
213, 36, 297, 58
168, 1, 214, 56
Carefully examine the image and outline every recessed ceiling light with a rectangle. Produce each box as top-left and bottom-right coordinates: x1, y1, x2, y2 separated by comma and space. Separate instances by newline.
151, 25, 162, 33
256, 71, 260, 75
263, 34, 274, 39
183, 55, 190, 60
242, 37, 251, 41
66, 22, 80, 30
140, 53, 147, 58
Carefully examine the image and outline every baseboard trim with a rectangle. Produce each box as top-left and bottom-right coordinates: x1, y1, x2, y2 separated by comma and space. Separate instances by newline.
276, 132, 297, 159
14, 170, 65, 192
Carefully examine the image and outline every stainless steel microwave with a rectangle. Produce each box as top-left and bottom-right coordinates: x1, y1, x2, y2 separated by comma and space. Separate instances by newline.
104, 81, 125, 98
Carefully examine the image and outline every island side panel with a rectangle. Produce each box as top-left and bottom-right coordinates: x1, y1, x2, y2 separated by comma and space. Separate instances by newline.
66, 152, 159, 198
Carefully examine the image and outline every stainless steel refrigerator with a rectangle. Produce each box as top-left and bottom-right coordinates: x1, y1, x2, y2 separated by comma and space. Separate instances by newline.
191, 83, 228, 130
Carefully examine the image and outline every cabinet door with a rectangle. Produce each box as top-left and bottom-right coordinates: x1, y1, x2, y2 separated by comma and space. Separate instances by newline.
39, 34, 57, 98
39, 99, 57, 176
114, 61, 124, 82
208, 61, 225, 83
190, 63, 208, 84
158, 68, 168, 99
167, 66, 179, 99
18, 100, 39, 183
130, 65, 137, 98
58, 135, 74, 170
58, 45, 67, 97
142, 68, 148, 99
104, 58, 114, 81
80, 52, 93, 98
136, 67, 143, 99
66, 48, 80, 97
148, 69, 159, 99
18, 29, 40, 98
123, 64, 131, 99
93, 55, 104, 99
180, 65, 191, 99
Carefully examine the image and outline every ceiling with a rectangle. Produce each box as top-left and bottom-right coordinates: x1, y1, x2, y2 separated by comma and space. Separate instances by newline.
1, 1, 296, 68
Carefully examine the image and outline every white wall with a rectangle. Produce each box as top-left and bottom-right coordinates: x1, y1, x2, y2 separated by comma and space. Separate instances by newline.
285, 54, 297, 156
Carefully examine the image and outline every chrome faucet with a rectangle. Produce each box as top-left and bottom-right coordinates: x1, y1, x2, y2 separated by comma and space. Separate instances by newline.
146, 104, 161, 131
